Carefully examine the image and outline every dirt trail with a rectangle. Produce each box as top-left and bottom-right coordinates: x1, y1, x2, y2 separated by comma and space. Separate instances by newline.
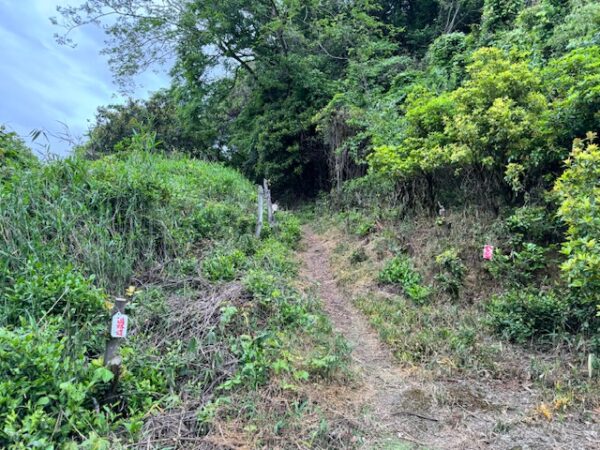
300, 228, 406, 417
298, 226, 599, 449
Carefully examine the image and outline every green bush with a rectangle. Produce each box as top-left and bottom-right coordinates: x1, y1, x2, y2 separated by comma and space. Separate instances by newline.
544, 46, 600, 145
481, 0, 525, 37
276, 212, 302, 248
435, 248, 467, 300
2, 260, 106, 326
340, 210, 376, 237
505, 205, 560, 244
338, 172, 397, 210
0, 324, 114, 449
191, 201, 254, 239
487, 289, 569, 343
549, 5, 600, 55
426, 32, 468, 88
486, 242, 547, 287
369, 47, 558, 187
379, 255, 431, 302
243, 269, 280, 300
554, 134, 600, 328
254, 238, 297, 276
0, 126, 37, 180
202, 249, 247, 281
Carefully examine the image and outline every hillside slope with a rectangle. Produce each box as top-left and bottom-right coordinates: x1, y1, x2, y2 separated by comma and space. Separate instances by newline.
0, 132, 351, 449
300, 223, 600, 448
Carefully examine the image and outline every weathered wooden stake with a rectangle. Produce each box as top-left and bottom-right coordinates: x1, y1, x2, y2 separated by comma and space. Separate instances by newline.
263, 178, 275, 226
104, 297, 128, 389
255, 185, 264, 237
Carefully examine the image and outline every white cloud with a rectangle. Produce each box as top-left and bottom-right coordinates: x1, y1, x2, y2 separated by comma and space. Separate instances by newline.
0, 0, 169, 156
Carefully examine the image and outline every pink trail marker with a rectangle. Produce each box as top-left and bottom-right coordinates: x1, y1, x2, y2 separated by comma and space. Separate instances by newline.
483, 245, 494, 261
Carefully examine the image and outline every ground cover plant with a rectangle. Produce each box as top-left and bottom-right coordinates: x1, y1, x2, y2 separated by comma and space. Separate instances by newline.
0, 132, 349, 448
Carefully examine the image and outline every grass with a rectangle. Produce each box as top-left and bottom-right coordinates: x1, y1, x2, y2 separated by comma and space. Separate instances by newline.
354, 294, 500, 374
0, 138, 352, 448
321, 205, 600, 413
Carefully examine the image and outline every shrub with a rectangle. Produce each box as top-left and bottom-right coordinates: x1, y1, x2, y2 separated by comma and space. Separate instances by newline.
243, 269, 280, 300
426, 32, 468, 88
202, 249, 247, 281
487, 289, 569, 343
549, 5, 600, 54
435, 249, 467, 300
0, 324, 114, 448
544, 46, 600, 146
0, 126, 37, 180
379, 255, 431, 302
338, 172, 397, 210
254, 238, 297, 276
505, 205, 558, 245
277, 212, 302, 248
554, 134, 600, 328
369, 48, 558, 189
340, 210, 376, 237
481, 0, 525, 37
486, 242, 547, 287
2, 260, 106, 326
192, 201, 248, 239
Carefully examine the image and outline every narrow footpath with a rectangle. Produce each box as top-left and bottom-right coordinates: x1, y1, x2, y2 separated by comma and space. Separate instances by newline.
298, 225, 599, 449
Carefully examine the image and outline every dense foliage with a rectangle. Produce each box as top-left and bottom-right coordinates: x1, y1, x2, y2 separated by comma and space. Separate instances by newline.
54, 0, 599, 335
0, 136, 345, 448
554, 134, 600, 322
3, 0, 600, 446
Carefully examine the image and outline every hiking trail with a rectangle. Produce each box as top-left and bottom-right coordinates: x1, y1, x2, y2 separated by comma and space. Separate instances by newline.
298, 225, 599, 449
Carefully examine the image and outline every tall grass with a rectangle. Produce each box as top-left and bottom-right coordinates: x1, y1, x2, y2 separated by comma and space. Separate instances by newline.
0, 151, 255, 292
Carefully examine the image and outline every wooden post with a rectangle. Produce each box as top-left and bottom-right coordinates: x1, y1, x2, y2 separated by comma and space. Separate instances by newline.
255, 185, 264, 237
104, 297, 128, 390
263, 178, 275, 226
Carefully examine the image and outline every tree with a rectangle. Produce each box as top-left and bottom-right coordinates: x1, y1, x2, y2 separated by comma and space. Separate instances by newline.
480, 0, 524, 38
0, 126, 38, 179
58, 0, 396, 193
369, 48, 558, 194
84, 90, 212, 157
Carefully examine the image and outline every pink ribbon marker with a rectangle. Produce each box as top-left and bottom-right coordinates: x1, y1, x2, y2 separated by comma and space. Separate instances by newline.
483, 245, 494, 261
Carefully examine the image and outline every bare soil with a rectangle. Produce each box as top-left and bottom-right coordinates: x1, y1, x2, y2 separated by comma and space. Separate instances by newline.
298, 226, 600, 449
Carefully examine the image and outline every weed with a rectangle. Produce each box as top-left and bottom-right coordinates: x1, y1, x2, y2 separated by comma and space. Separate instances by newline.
379, 255, 431, 303
434, 248, 466, 300
486, 242, 548, 288
350, 248, 368, 264
354, 294, 496, 372
0, 146, 347, 448
487, 289, 569, 343
202, 249, 247, 281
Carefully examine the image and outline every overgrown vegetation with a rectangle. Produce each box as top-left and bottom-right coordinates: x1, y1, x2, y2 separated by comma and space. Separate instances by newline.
0, 132, 348, 448
4, 0, 600, 445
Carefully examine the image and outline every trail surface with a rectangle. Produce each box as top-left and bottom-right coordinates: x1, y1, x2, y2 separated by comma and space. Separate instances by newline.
298, 225, 599, 449
300, 228, 408, 431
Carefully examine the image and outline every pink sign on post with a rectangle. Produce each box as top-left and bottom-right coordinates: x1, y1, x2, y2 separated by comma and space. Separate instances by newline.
483, 245, 494, 261
111, 312, 129, 338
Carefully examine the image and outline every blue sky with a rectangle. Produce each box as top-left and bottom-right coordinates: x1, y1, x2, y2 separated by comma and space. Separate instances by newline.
0, 0, 169, 156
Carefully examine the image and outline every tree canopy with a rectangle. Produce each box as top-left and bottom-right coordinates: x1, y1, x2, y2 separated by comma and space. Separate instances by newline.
57, 0, 599, 197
